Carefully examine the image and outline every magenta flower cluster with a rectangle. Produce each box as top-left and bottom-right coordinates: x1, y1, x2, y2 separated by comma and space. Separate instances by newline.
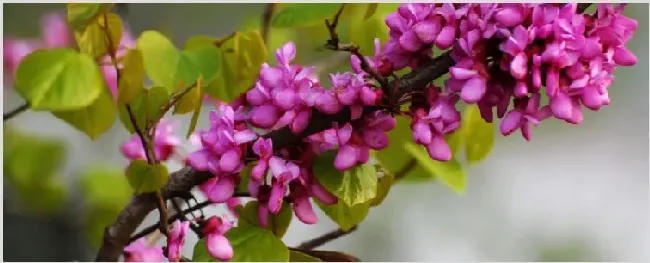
383, 3, 637, 143
9, 4, 635, 262
121, 4, 638, 261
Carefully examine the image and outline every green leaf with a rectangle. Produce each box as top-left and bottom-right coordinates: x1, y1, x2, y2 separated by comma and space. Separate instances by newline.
369, 172, 394, 207
461, 105, 494, 164
173, 83, 201, 115
184, 35, 217, 50
193, 225, 290, 262
15, 48, 104, 111
80, 166, 132, 211
66, 3, 113, 30
79, 165, 132, 247
51, 87, 117, 140
186, 78, 205, 138
375, 116, 433, 182
118, 49, 145, 104
290, 250, 321, 262
312, 151, 377, 206
15, 176, 68, 214
241, 16, 295, 64
182, 43, 222, 84
404, 143, 467, 194
118, 86, 170, 133
136, 30, 197, 92
205, 31, 266, 103
237, 201, 293, 238
363, 3, 379, 20
125, 159, 169, 193
271, 4, 342, 28
316, 199, 369, 231
3, 132, 65, 185
74, 13, 123, 58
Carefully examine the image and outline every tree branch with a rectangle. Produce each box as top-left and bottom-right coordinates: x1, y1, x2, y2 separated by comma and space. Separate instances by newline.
95, 46, 451, 262
96, 4, 593, 261
297, 226, 358, 250
3, 103, 29, 121
260, 3, 277, 44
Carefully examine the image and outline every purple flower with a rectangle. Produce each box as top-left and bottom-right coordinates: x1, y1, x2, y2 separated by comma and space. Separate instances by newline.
499, 94, 551, 140
123, 238, 165, 262
202, 216, 234, 261
167, 220, 190, 262
267, 156, 300, 214
120, 119, 181, 161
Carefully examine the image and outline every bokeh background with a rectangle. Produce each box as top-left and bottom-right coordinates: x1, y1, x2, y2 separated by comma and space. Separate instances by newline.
3, 3, 649, 262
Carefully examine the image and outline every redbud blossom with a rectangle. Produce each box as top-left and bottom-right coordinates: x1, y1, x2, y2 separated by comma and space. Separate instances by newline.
123, 238, 165, 262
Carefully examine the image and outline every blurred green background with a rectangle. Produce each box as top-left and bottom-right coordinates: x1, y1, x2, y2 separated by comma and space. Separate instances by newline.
3, 3, 649, 262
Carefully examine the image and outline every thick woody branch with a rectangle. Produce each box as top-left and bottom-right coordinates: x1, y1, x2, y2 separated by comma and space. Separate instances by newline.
96, 4, 593, 261
94, 48, 449, 261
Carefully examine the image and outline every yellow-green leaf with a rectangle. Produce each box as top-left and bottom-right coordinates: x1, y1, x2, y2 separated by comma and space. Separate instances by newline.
15, 48, 103, 111
462, 105, 494, 164
74, 13, 123, 58
186, 77, 205, 138
136, 30, 197, 92
313, 151, 377, 206
118, 49, 146, 104
52, 87, 117, 140
184, 35, 217, 50
118, 86, 170, 133
205, 30, 266, 103
237, 201, 293, 238
363, 3, 379, 20
290, 250, 321, 262
125, 159, 169, 193
316, 199, 369, 231
271, 4, 342, 28
375, 116, 433, 182
193, 225, 290, 262
404, 143, 467, 195
181, 44, 223, 84
369, 171, 394, 207
66, 3, 113, 30
79, 165, 132, 247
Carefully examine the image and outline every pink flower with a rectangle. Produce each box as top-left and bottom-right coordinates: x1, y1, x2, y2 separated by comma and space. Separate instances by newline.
267, 156, 300, 214
123, 238, 165, 262
251, 138, 273, 181
120, 119, 181, 162
167, 220, 190, 262
499, 94, 551, 140
202, 216, 234, 261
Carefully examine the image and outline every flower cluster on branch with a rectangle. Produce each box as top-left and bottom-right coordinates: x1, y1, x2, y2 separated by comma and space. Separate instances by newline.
4, 3, 638, 262
113, 3, 637, 262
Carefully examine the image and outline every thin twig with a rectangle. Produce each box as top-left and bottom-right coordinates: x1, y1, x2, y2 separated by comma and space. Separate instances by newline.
170, 198, 204, 238
128, 191, 250, 243
155, 191, 170, 236
297, 226, 358, 250
3, 103, 29, 121
323, 4, 389, 90
261, 3, 277, 44
393, 158, 418, 181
